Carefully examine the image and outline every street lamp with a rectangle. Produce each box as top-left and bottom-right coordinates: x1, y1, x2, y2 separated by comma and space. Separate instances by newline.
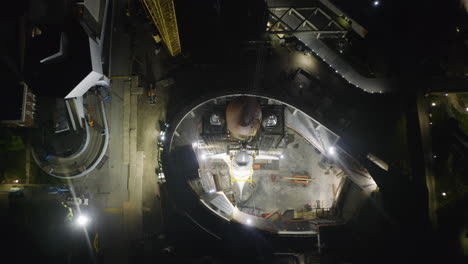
373, 1, 380, 7
431, 102, 436, 106
76, 214, 90, 227
328, 146, 336, 156
441, 192, 447, 196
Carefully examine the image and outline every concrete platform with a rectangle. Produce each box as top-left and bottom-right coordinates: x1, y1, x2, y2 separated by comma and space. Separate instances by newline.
234, 127, 343, 215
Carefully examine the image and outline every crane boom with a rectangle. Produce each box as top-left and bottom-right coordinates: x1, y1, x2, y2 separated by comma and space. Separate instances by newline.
142, 0, 181, 56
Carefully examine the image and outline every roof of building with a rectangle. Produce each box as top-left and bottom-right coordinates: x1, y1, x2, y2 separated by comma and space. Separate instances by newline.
0, 80, 24, 121
23, 20, 91, 98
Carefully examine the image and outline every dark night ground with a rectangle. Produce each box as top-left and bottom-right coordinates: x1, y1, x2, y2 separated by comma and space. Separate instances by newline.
1, 0, 467, 263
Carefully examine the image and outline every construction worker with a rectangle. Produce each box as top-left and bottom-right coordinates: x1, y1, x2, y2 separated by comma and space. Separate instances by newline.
61, 201, 74, 222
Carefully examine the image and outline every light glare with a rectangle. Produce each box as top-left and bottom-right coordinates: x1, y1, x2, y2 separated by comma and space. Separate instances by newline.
328, 146, 336, 155
76, 215, 90, 226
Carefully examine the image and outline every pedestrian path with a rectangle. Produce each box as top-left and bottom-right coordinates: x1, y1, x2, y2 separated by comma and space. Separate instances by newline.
32, 93, 110, 179
295, 32, 391, 94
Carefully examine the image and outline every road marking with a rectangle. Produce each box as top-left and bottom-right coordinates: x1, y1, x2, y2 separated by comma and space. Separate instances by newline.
103, 207, 123, 214
93, 233, 100, 253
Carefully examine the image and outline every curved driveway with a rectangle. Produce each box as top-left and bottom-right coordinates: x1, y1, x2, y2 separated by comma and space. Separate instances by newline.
32, 93, 109, 179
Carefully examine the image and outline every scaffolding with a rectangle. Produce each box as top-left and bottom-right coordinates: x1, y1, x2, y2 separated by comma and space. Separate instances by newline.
142, 0, 181, 56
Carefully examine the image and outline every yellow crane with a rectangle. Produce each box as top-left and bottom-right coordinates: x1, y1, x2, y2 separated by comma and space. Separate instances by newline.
142, 0, 181, 56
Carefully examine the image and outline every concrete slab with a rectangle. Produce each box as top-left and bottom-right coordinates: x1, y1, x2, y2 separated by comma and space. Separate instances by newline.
122, 81, 131, 166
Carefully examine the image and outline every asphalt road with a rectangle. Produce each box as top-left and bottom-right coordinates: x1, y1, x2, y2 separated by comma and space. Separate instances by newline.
416, 89, 439, 226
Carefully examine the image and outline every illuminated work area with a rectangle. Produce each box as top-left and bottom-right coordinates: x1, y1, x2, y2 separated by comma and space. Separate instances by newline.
166, 94, 378, 234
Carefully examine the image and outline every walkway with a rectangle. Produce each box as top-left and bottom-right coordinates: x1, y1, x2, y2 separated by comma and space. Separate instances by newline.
294, 32, 391, 94
266, 0, 391, 94
32, 93, 109, 179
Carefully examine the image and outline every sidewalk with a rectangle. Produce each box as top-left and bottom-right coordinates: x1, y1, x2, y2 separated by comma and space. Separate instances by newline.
130, 7, 169, 243
74, 0, 168, 261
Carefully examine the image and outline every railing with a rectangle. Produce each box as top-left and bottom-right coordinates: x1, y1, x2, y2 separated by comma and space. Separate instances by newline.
267, 7, 348, 39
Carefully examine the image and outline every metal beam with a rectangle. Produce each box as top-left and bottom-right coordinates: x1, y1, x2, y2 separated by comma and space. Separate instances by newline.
267, 7, 292, 31
267, 7, 348, 39
267, 30, 347, 34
